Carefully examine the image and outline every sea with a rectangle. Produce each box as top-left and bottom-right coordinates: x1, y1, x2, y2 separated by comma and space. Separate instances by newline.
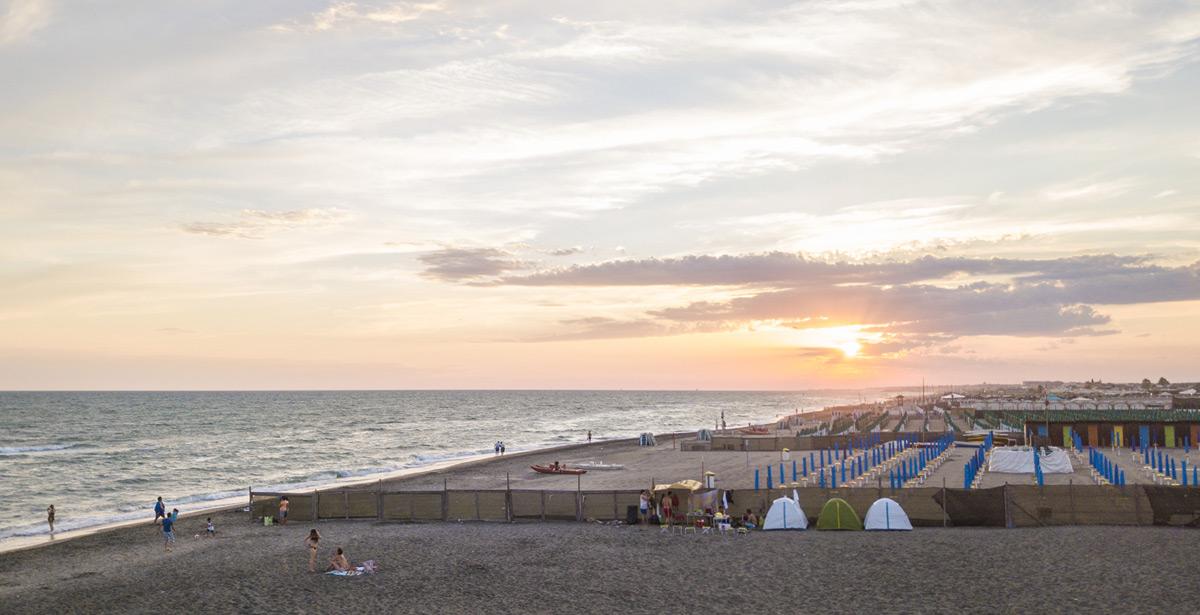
0, 390, 859, 546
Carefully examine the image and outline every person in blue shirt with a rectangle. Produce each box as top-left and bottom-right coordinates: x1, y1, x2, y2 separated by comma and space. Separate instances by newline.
154, 497, 165, 525
161, 513, 176, 552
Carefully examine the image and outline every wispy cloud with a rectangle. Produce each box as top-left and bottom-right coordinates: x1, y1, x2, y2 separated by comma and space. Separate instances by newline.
1042, 177, 1138, 202
417, 247, 530, 282
270, 1, 444, 33
181, 208, 349, 239
0, 0, 50, 45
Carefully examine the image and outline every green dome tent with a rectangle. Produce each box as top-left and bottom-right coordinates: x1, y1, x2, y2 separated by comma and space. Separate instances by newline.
816, 498, 862, 531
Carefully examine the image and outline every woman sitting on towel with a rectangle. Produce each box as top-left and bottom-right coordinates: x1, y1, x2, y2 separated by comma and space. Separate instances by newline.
327, 547, 351, 572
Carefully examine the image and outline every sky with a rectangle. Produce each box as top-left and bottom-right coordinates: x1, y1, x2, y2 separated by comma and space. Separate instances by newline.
1, 0, 1199, 390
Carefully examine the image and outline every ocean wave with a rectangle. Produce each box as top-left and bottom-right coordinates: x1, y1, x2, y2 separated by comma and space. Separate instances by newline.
333, 467, 393, 479
0, 443, 87, 455
0, 488, 250, 541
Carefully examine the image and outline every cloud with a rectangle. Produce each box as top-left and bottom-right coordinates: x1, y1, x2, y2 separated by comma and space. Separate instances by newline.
1041, 177, 1138, 202
484, 250, 1200, 350
270, 1, 444, 33
0, 0, 50, 45
417, 247, 529, 282
546, 246, 583, 256
180, 208, 349, 239
495, 252, 1150, 288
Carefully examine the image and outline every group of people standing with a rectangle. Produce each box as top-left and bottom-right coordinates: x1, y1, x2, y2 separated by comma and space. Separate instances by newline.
635, 490, 760, 529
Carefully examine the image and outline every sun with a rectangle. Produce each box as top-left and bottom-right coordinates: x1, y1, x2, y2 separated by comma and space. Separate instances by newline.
759, 322, 874, 359
837, 340, 862, 358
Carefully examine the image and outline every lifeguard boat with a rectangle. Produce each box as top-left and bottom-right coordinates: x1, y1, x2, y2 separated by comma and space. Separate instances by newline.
530, 464, 587, 475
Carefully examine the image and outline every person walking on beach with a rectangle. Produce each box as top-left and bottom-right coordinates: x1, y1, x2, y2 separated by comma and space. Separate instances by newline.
154, 497, 165, 525
279, 497, 289, 525
170, 508, 179, 522
500, 442, 506, 455
587, 430, 592, 442
494, 441, 501, 455
161, 511, 176, 552
305, 529, 321, 572
205, 517, 215, 537
47, 504, 55, 533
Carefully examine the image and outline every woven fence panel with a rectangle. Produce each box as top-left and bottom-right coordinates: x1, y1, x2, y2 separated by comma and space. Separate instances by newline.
283, 494, 315, 522
346, 491, 377, 519
410, 493, 444, 521
581, 492, 617, 520
511, 491, 544, 519
250, 494, 279, 520
938, 486, 1006, 526
446, 491, 478, 521
543, 491, 577, 520
477, 491, 508, 521
381, 493, 413, 521
1142, 485, 1200, 526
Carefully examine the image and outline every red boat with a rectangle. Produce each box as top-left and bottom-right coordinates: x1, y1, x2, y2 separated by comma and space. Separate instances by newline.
530, 464, 587, 475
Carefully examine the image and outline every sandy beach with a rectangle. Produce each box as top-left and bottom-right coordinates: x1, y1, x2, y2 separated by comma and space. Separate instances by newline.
2, 508, 1198, 614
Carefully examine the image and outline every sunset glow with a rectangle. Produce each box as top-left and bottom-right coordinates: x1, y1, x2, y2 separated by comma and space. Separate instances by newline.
2, 1, 1199, 389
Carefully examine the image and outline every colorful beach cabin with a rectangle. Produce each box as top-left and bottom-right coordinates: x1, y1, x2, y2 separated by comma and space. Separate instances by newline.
762, 497, 807, 530
864, 497, 912, 531
815, 498, 862, 531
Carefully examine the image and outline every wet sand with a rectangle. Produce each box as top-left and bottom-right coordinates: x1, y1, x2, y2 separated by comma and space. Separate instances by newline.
383, 437, 793, 491
2, 508, 1197, 614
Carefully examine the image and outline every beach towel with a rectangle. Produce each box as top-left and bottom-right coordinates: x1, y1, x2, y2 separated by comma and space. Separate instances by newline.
326, 560, 378, 576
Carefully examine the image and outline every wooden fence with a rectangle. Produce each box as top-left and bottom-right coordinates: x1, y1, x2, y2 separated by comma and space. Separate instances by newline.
248, 484, 1200, 527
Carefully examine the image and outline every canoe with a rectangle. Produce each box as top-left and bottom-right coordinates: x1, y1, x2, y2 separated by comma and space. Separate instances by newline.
530, 464, 587, 475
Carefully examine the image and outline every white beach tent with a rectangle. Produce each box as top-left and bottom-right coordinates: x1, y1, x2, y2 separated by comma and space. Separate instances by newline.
762, 496, 807, 530
864, 498, 912, 531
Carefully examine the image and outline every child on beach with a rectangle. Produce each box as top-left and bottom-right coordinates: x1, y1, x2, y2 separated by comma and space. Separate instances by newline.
305, 529, 321, 572
154, 497, 165, 525
205, 518, 215, 537
279, 497, 289, 525
162, 512, 176, 551
47, 504, 55, 533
